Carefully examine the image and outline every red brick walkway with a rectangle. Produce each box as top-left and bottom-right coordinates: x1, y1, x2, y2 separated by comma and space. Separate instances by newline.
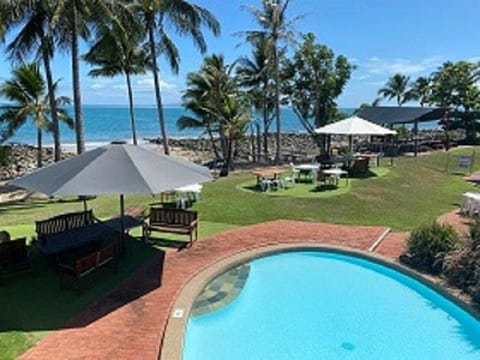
21, 220, 398, 359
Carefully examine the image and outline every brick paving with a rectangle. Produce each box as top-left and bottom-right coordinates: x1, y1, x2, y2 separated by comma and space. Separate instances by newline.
20, 220, 396, 360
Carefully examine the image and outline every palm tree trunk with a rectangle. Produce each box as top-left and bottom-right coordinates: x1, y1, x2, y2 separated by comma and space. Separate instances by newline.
262, 100, 269, 162
72, 2, 85, 154
125, 72, 138, 145
273, 45, 281, 165
147, 15, 170, 155
41, 44, 60, 162
37, 127, 43, 168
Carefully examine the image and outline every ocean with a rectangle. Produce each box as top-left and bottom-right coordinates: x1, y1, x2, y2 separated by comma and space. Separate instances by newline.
4, 105, 438, 150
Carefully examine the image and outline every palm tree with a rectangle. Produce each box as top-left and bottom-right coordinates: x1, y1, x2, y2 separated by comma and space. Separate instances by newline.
3, 0, 62, 162
377, 73, 413, 106
133, 0, 220, 155
236, 35, 274, 162
83, 19, 149, 145
178, 54, 247, 168
410, 76, 431, 107
51, 0, 128, 154
242, 0, 299, 164
0, 63, 73, 167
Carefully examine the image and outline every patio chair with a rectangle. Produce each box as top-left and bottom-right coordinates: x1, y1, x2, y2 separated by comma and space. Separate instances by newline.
316, 171, 335, 186
260, 177, 273, 192
0, 235, 33, 284
282, 163, 299, 187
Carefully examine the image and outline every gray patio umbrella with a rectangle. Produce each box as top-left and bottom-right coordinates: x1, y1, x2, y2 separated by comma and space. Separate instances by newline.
11, 141, 213, 250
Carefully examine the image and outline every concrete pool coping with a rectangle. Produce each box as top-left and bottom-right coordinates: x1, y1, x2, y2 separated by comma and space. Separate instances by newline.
161, 243, 480, 360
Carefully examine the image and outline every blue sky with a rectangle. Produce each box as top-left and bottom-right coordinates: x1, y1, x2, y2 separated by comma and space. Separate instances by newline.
1, 0, 480, 107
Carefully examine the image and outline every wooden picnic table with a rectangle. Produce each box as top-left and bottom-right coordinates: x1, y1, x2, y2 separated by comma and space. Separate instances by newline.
252, 167, 287, 184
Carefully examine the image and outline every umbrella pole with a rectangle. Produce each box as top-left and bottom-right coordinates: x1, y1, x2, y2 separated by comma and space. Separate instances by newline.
83, 197, 87, 212
119, 194, 125, 257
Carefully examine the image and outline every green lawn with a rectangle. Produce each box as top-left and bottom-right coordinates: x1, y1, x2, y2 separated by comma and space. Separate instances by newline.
0, 147, 479, 358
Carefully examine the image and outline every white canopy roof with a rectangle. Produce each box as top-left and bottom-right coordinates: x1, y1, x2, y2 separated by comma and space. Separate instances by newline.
314, 116, 397, 136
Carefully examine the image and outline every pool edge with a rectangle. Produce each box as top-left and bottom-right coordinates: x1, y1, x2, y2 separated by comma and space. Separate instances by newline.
160, 243, 480, 360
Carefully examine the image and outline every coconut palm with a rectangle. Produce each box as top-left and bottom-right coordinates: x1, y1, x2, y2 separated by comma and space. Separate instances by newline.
132, 0, 220, 155
51, 0, 129, 154
410, 76, 431, 107
242, 0, 299, 164
0, 63, 73, 168
83, 19, 150, 145
236, 35, 275, 161
3, 0, 62, 162
178, 54, 247, 168
377, 73, 414, 106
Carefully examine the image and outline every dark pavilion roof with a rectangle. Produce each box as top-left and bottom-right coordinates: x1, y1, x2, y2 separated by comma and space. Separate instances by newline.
357, 106, 449, 125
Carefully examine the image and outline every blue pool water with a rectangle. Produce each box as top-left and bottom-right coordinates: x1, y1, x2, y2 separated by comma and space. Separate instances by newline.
184, 251, 480, 360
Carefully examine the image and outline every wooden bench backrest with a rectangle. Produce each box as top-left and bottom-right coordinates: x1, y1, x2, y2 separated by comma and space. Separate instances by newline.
36, 210, 96, 236
0, 238, 27, 266
149, 207, 197, 226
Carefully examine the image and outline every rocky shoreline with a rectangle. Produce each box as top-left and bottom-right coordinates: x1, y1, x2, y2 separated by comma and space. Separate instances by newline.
0, 129, 450, 181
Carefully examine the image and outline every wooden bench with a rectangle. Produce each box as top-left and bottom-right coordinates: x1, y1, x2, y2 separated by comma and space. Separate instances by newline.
0, 237, 33, 284
58, 242, 117, 294
143, 207, 198, 245
36, 209, 97, 243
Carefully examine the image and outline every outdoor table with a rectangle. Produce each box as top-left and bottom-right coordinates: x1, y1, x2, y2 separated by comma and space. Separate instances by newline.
252, 167, 287, 184
322, 168, 349, 186
464, 172, 480, 185
356, 153, 381, 167
37, 216, 143, 257
174, 183, 204, 208
294, 164, 320, 182
461, 192, 480, 217
37, 222, 117, 256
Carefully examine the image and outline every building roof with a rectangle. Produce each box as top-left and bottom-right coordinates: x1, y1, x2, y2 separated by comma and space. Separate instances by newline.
356, 106, 448, 125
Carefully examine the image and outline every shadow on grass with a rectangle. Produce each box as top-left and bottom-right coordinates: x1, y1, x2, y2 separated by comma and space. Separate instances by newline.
0, 235, 163, 335
348, 169, 379, 179
309, 184, 338, 193
0, 200, 47, 213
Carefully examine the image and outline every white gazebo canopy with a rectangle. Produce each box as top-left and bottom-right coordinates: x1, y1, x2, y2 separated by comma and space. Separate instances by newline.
314, 116, 397, 136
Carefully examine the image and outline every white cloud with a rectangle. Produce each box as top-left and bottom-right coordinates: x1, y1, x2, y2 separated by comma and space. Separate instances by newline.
352, 74, 370, 81
364, 55, 444, 75
90, 83, 104, 90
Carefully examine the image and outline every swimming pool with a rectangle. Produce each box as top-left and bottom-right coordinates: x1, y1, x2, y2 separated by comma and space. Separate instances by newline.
183, 251, 480, 359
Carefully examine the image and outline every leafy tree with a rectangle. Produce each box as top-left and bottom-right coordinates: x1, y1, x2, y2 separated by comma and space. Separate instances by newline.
52, 0, 128, 154
132, 0, 220, 155
3, 0, 62, 161
178, 54, 248, 169
242, 0, 300, 164
430, 61, 480, 143
83, 18, 150, 145
0, 63, 73, 167
377, 73, 414, 106
236, 34, 275, 162
283, 33, 354, 152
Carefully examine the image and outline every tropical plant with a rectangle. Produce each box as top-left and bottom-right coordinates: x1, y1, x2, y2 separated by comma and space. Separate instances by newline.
404, 221, 459, 273
236, 34, 275, 162
377, 73, 414, 106
429, 61, 480, 143
50, 0, 130, 154
178, 54, 248, 169
2, 0, 62, 162
0, 63, 73, 168
283, 33, 354, 153
410, 76, 431, 107
242, 0, 300, 164
83, 17, 150, 145
132, 0, 220, 155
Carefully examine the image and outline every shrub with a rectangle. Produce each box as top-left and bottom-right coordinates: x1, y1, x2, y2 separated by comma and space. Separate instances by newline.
442, 242, 480, 304
469, 220, 480, 246
0, 146, 11, 166
404, 222, 460, 273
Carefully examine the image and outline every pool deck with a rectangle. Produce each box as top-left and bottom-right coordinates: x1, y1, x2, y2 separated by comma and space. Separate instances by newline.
21, 220, 403, 359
